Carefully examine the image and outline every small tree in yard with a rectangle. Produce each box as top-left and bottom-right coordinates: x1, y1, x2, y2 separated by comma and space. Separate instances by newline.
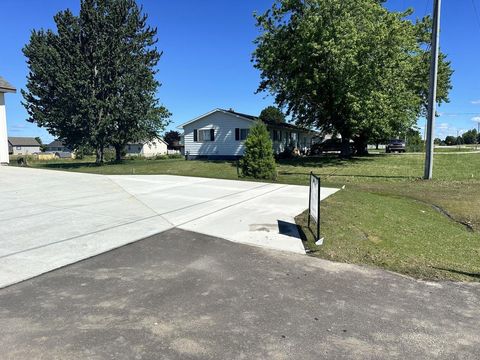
240, 122, 276, 180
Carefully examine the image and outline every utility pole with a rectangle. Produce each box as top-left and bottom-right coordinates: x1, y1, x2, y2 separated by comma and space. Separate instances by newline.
424, 0, 442, 180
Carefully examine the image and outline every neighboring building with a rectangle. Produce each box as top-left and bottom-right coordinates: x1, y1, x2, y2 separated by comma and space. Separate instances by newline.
46, 140, 71, 152
8, 137, 41, 155
125, 138, 168, 157
178, 108, 317, 160
0, 76, 16, 165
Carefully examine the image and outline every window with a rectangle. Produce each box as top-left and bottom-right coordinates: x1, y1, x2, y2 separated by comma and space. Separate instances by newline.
240, 129, 249, 140
235, 128, 250, 141
198, 129, 213, 141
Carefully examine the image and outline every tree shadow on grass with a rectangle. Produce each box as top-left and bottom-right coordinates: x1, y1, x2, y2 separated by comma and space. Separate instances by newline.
433, 267, 480, 279
39, 162, 101, 169
278, 171, 415, 180
277, 154, 380, 168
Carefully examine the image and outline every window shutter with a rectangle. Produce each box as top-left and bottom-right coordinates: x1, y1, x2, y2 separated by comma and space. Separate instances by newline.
210, 128, 215, 141
235, 128, 240, 141
193, 129, 198, 142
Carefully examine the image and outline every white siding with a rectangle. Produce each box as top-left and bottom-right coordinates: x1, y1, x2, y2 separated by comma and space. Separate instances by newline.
11, 146, 40, 155
125, 138, 168, 157
141, 139, 167, 157
183, 111, 254, 157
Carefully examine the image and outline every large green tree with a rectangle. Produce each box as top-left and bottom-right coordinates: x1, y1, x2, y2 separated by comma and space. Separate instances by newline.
259, 106, 286, 124
23, 0, 170, 163
253, 0, 452, 155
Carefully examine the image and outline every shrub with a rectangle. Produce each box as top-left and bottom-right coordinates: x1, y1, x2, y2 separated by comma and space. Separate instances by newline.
240, 121, 277, 180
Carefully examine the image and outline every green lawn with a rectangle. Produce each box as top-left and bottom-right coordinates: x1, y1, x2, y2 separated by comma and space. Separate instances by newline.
18, 153, 480, 281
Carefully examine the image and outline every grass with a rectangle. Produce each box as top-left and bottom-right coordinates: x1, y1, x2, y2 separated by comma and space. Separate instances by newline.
16, 152, 480, 281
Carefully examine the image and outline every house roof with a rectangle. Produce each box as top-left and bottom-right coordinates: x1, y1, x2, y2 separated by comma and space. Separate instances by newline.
47, 140, 66, 147
0, 76, 16, 93
127, 137, 167, 146
8, 137, 41, 146
178, 108, 316, 134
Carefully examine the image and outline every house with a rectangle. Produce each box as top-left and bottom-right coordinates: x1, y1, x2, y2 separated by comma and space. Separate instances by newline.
46, 140, 70, 152
0, 76, 16, 165
125, 137, 168, 157
178, 108, 317, 160
8, 137, 41, 155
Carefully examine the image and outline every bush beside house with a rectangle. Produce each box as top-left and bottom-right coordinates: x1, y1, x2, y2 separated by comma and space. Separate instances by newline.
240, 121, 276, 180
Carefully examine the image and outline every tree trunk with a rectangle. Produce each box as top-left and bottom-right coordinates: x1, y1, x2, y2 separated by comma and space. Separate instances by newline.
95, 145, 104, 164
340, 136, 352, 158
114, 144, 122, 162
353, 136, 369, 156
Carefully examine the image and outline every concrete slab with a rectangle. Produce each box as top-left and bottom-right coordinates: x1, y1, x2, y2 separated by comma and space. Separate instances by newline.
0, 167, 339, 287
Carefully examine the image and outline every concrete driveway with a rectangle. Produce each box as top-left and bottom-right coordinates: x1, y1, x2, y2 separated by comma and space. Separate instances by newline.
1, 229, 478, 359
0, 166, 338, 288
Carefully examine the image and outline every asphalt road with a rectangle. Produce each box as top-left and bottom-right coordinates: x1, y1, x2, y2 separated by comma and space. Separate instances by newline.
1, 228, 478, 359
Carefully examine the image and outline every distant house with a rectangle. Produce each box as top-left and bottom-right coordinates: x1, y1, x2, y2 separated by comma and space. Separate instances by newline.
46, 140, 70, 152
125, 138, 168, 157
8, 137, 41, 155
178, 108, 317, 160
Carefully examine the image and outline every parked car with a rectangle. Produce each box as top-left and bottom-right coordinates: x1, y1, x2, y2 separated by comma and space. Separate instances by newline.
386, 139, 406, 153
309, 138, 354, 155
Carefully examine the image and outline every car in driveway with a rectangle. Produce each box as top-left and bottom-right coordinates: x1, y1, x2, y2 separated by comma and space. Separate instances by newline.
386, 139, 406, 153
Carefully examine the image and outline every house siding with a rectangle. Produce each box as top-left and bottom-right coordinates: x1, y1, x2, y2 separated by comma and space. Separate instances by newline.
125, 138, 167, 157
183, 111, 254, 158
182, 110, 316, 159
10, 145, 40, 155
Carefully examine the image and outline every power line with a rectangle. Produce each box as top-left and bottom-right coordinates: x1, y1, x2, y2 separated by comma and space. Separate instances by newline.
471, 0, 480, 31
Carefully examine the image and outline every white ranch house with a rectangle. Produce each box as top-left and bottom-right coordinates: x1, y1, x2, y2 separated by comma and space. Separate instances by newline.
179, 109, 317, 160
125, 137, 168, 157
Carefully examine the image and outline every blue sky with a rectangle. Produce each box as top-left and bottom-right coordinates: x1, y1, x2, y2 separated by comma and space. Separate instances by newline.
1, 0, 479, 143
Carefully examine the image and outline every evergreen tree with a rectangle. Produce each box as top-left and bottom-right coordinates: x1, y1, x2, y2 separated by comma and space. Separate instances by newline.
240, 122, 276, 180
22, 0, 170, 163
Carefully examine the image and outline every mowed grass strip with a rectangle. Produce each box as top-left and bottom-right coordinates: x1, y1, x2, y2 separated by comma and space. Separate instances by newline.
296, 190, 480, 281
19, 152, 480, 281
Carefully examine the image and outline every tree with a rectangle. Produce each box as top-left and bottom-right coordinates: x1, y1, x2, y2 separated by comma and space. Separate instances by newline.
434, 138, 442, 145
240, 121, 276, 179
35, 137, 46, 152
164, 130, 181, 148
259, 106, 286, 124
444, 135, 456, 146
461, 129, 478, 145
22, 0, 170, 163
456, 136, 464, 145
405, 128, 424, 152
253, 0, 452, 156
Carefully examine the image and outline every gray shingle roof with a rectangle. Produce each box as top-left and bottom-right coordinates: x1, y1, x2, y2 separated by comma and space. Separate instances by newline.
47, 140, 65, 147
222, 109, 316, 134
8, 137, 41, 146
0, 76, 16, 93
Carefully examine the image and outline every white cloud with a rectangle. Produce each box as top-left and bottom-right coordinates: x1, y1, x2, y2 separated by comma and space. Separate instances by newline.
437, 122, 449, 130
472, 117, 480, 123
471, 100, 480, 105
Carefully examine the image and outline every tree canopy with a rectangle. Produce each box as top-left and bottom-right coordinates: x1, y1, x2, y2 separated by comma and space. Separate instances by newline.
22, 0, 170, 163
164, 130, 181, 148
253, 0, 452, 155
259, 106, 286, 124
